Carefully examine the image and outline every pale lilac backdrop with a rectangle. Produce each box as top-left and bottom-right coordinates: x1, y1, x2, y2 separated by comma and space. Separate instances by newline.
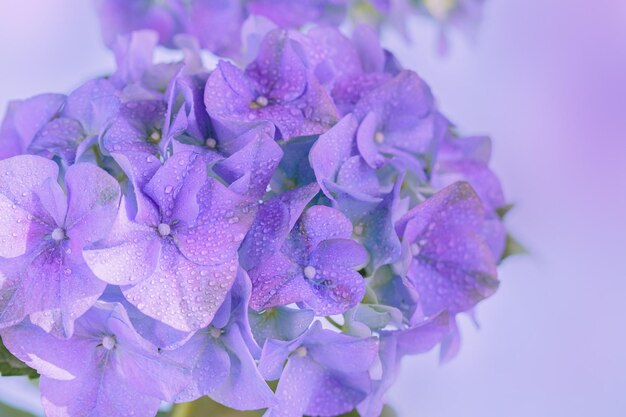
0, 1, 625, 416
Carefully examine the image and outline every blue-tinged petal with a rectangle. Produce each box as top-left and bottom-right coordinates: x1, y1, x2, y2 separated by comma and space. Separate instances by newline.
309, 113, 359, 198
249, 307, 314, 348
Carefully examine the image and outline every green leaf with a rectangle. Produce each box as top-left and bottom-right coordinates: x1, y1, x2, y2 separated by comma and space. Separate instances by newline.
0, 337, 38, 378
0, 401, 37, 417
496, 203, 515, 219
170, 398, 264, 417
501, 234, 528, 261
380, 405, 398, 417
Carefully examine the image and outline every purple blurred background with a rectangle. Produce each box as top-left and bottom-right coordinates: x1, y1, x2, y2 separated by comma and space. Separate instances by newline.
1, 1, 625, 416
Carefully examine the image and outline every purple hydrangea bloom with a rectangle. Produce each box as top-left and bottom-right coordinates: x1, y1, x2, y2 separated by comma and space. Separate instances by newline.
0, 94, 65, 160
0, 302, 190, 417
395, 181, 499, 319
248, 0, 348, 28
297, 25, 399, 115
205, 29, 338, 140
96, 0, 186, 48
0, 156, 120, 337
358, 312, 451, 417
165, 71, 283, 199
165, 269, 275, 409
245, 199, 368, 315
0, 4, 510, 414
83, 151, 255, 331
184, 0, 247, 58
95, 0, 487, 58
324, 177, 404, 271
353, 70, 446, 172
432, 134, 507, 258
259, 321, 378, 417
28, 79, 120, 164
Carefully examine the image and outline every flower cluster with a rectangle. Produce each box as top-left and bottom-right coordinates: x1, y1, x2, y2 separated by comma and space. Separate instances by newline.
0, 14, 506, 417
96, 0, 486, 57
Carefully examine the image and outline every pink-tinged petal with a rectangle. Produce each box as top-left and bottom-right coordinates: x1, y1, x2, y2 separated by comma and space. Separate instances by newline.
174, 178, 255, 266
0, 155, 59, 258
122, 241, 239, 332
249, 252, 311, 311
305, 239, 368, 315
397, 182, 499, 316
83, 203, 161, 286
309, 114, 358, 198
64, 163, 121, 245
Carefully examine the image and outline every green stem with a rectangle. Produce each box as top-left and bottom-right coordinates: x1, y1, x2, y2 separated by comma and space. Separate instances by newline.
325, 316, 343, 330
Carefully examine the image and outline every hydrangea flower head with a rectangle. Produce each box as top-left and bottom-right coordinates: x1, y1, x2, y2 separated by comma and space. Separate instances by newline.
0, 156, 120, 337
0, 2, 512, 414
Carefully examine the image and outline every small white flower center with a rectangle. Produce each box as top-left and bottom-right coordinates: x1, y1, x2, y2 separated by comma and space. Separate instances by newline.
255, 96, 269, 107
353, 223, 364, 236
303, 266, 317, 280
149, 130, 161, 143
102, 335, 116, 350
158, 223, 171, 237
410, 243, 422, 257
51, 227, 66, 241
295, 346, 308, 358
205, 137, 217, 149
374, 131, 385, 144
209, 326, 222, 338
